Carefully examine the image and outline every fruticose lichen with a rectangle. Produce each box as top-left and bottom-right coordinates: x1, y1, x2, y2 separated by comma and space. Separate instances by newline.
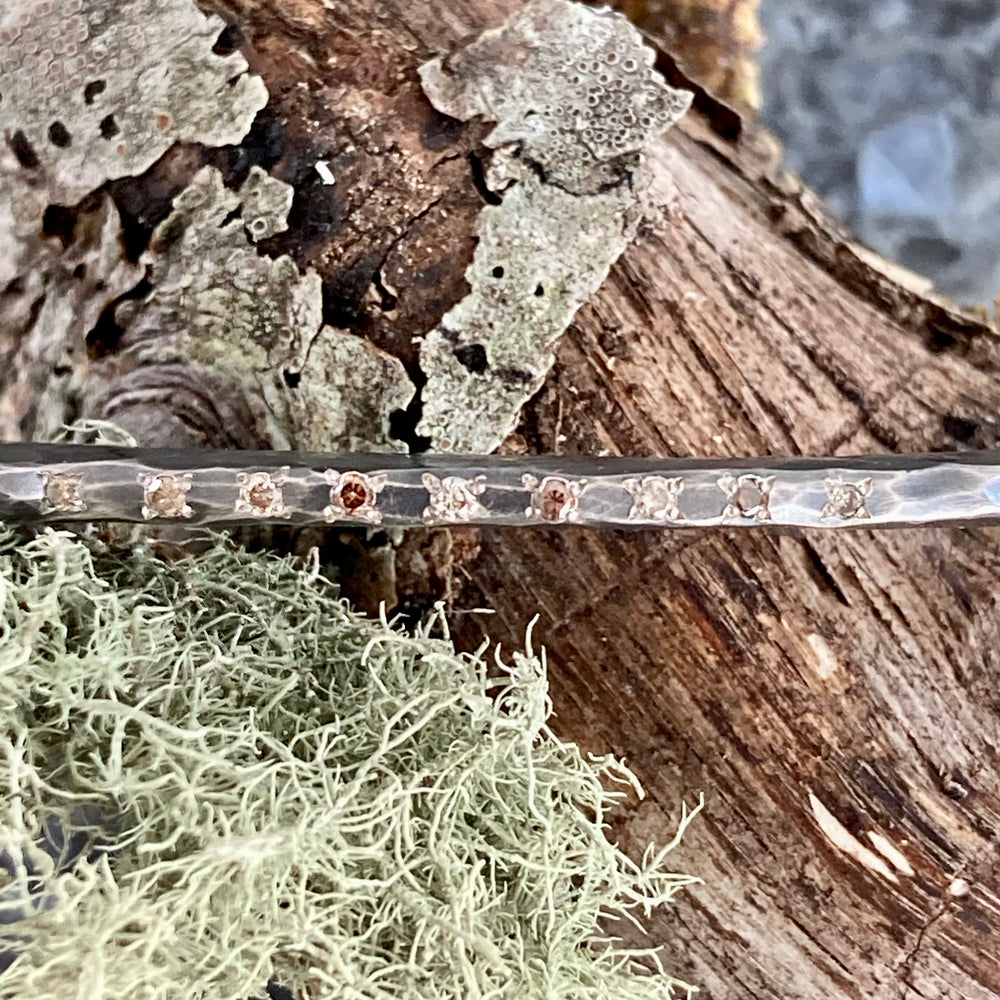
416, 0, 692, 452
0, 0, 268, 203
0, 527, 700, 999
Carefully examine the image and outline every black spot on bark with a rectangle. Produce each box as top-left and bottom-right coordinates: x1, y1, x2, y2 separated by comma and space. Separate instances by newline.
42, 205, 77, 246
226, 108, 287, 184
83, 80, 106, 105
48, 121, 72, 148
99, 114, 120, 140
419, 113, 465, 151
467, 152, 502, 205
453, 343, 489, 374
8, 130, 39, 169
212, 22, 243, 55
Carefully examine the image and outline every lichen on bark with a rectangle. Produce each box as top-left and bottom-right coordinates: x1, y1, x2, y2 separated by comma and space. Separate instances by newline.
415, 0, 692, 453
0, 0, 267, 202
98, 165, 414, 453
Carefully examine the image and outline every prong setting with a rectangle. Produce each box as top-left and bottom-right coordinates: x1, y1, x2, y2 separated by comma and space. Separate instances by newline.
422, 473, 487, 525
624, 475, 684, 522
39, 471, 86, 513
821, 478, 872, 520
718, 473, 775, 522
139, 472, 193, 520
235, 468, 289, 518
323, 470, 387, 524
523, 474, 584, 523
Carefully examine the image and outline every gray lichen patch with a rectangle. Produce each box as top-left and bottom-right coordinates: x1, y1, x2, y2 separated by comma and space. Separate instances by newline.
118, 166, 322, 377
417, 153, 639, 453
290, 327, 415, 454
0, 0, 268, 203
106, 167, 412, 453
416, 0, 691, 453
0, 161, 143, 441
240, 168, 294, 244
419, 0, 691, 197
0, 156, 48, 288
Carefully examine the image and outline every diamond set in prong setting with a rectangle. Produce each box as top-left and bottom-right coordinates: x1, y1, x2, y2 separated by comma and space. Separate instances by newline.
718, 473, 775, 522
422, 473, 487, 525
236, 469, 289, 518
39, 471, 86, 513
523, 474, 585, 524
821, 478, 872, 520
624, 475, 684, 522
139, 472, 193, 520
323, 470, 387, 525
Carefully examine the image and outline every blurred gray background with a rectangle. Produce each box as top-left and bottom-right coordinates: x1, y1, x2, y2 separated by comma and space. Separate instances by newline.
758, 0, 1000, 305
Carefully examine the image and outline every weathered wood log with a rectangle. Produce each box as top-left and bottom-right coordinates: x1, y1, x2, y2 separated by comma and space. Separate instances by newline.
7, 0, 1000, 996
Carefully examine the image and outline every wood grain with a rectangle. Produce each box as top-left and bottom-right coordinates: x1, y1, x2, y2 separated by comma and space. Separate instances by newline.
450, 113, 1000, 998
21, 0, 1000, 993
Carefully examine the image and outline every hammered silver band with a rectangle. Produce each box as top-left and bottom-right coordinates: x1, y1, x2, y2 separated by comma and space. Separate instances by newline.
8, 443, 1000, 530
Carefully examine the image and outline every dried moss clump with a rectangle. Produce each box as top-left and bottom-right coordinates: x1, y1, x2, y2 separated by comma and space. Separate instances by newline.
0, 529, 698, 999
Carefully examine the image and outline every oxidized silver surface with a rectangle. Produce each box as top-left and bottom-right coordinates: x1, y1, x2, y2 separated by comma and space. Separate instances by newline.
4, 443, 1000, 530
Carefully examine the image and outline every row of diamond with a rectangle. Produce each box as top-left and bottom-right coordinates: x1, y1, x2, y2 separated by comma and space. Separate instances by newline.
528, 472, 870, 522
37, 467, 874, 525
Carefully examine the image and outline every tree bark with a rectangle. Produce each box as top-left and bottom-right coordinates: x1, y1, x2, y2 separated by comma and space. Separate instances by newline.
11, 0, 1000, 996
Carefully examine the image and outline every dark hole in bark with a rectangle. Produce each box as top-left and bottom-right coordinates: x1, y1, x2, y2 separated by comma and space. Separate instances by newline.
212, 22, 243, 55
419, 112, 465, 151
492, 266, 504, 278
942, 415, 980, 444
86, 276, 152, 359
372, 271, 398, 312
453, 343, 489, 374
48, 121, 72, 148
282, 370, 301, 388
389, 367, 432, 454
534, 284, 544, 296
99, 114, 120, 140
8, 130, 39, 169
925, 326, 959, 354
467, 151, 503, 206
42, 205, 77, 246
86, 304, 125, 359
226, 108, 287, 184
83, 80, 106, 105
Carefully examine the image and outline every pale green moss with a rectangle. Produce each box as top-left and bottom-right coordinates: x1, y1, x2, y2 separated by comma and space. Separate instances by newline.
0, 528, 699, 999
